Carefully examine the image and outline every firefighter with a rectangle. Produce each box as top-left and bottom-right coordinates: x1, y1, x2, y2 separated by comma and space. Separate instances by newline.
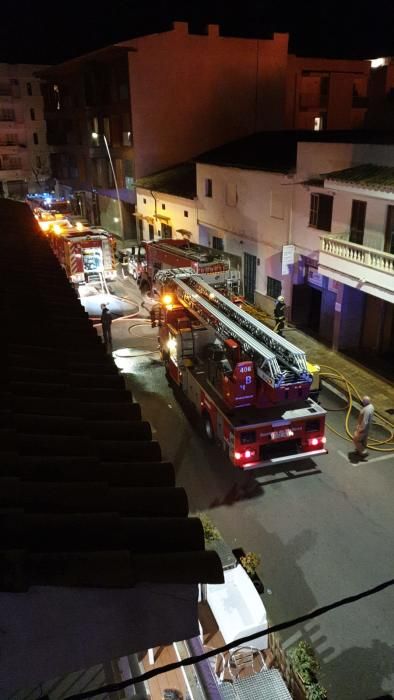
150, 302, 162, 328
274, 295, 286, 337
101, 303, 113, 346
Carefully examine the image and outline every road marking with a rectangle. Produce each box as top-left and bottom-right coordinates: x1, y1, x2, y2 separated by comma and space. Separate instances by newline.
337, 449, 393, 464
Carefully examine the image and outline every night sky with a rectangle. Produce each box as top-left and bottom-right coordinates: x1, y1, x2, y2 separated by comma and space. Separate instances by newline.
2, 0, 394, 65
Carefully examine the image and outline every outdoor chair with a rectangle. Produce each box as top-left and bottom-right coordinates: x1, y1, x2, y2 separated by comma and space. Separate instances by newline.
228, 646, 267, 680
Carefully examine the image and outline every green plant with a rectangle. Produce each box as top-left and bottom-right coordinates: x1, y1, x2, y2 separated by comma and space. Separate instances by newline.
288, 641, 327, 700
199, 513, 221, 542
239, 551, 261, 576
306, 683, 327, 700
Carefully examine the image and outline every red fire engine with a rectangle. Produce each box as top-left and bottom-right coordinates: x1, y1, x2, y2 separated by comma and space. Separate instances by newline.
132, 239, 240, 295
157, 269, 327, 470
45, 226, 117, 286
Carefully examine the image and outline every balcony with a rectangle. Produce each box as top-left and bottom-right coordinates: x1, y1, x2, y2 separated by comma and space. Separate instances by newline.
319, 234, 394, 303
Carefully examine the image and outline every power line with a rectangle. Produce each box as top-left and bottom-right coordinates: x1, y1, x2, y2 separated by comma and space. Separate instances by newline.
63, 577, 394, 700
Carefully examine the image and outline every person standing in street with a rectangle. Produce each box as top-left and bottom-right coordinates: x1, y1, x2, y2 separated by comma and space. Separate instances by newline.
101, 303, 113, 347
274, 295, 286, 337
353, 396, 374, 460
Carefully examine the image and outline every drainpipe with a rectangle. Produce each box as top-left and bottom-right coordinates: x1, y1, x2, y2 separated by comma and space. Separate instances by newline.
150, 189, 158, 236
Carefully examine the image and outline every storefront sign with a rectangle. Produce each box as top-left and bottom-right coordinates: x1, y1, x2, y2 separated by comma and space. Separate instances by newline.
282, 244, 295, 274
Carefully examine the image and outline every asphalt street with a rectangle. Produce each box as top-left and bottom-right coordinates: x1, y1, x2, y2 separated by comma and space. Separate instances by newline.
108, 274, 394, 700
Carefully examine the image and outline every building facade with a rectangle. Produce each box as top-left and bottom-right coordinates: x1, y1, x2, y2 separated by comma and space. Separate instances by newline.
39, 24, 290, 241
0, 64, 50, 198
285, 56, 370, 131
135, 163, 199, 242
195, 132, 394, 372
39, 47, 135, 240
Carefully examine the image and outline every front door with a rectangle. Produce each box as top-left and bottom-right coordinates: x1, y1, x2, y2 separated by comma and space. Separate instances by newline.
243, 252, 257, 303
161, 223, 172, 239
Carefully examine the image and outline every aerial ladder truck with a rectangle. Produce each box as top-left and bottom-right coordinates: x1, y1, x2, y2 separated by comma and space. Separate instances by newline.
156, 269, 327, 470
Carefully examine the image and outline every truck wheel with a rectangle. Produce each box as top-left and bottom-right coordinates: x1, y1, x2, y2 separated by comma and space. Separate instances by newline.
202, 413, 214, 442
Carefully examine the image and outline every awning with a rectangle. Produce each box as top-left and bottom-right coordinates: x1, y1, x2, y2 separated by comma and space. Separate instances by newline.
133, 213, 155, 224
154, 213, 171, 222
176, 228, 192, 237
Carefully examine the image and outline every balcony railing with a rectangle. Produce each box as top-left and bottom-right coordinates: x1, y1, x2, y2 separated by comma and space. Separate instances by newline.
320, 235, 394, 274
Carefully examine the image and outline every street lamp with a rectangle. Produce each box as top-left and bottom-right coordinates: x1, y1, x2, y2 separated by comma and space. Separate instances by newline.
92, 131, 124, 238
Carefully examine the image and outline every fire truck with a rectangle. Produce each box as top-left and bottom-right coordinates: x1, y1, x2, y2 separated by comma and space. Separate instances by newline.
45, 226, 117, 286
132, 240, 240, 295
156, 269, 327, 470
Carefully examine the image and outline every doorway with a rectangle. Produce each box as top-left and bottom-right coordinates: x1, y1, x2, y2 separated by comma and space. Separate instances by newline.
292, 284, 322, 334
243, 252, 257, 303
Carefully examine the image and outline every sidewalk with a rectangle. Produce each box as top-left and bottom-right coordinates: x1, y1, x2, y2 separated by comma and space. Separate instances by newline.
280, 321, 393, 427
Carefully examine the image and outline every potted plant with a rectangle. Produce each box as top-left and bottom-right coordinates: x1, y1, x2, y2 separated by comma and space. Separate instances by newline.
240, 551, 261, 577
199, 513, 221, 542
239, 551, 264, 594
288, 640, 327, 700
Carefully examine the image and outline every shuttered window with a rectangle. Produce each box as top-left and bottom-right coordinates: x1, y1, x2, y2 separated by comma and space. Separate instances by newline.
309, 193, 333, 231
349, 200, 366, 245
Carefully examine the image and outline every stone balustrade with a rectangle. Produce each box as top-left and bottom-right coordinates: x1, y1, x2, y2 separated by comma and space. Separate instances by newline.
320, 235, 394, 274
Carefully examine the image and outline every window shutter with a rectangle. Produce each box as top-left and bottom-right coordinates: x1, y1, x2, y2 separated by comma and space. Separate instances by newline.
318, 194, 333, 232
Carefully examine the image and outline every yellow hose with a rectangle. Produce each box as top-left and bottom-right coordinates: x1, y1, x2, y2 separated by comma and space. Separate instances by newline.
239, 303, 393, 453
319, 365, 394, 453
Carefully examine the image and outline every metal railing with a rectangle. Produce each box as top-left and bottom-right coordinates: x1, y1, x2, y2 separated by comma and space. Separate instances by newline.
320, 234, 394, 274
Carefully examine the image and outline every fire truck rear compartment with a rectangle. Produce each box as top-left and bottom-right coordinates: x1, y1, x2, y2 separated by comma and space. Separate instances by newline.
259, 438, 302, 461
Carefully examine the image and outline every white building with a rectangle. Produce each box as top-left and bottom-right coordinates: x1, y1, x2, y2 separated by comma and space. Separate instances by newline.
135, 163, 199, 243
0, 64, 50, 198
195, 131, 394, 366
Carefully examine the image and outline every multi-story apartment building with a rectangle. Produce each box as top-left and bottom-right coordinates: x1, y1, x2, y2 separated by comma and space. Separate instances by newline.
285, 55, 370, 131
194, 130, 394, 374
0, 64, 50, 198
38, 23, 290, 241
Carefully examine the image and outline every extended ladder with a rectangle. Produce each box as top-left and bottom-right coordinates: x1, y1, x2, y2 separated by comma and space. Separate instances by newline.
156, 268, 311, 389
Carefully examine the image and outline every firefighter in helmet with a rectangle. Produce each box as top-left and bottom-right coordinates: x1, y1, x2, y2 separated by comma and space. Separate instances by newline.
274, 295, 286, 337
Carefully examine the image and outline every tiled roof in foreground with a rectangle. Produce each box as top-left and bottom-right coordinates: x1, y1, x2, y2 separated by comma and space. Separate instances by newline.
324, 163, 394, 192
0, 199, 223, 592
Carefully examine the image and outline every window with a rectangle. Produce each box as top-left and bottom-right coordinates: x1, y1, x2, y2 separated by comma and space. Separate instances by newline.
33, 132, 38, 145
36, 155, 41, 169
143, 198, 147, 204
26, 82, 32, 96
162, 203, 166, 210
385, 205, 394, 254
267, 276, 282, 299
30, 108, 35, 121
184, 210, 189, 217
212, 236, 224, 251
226, 183, 237, 207
205, 178, 213, 197
0, 108, 15, 121
314, 116, 322, 131
309, 193, 333, 231
149, 223, 154, 241
350, 200, 366, 245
